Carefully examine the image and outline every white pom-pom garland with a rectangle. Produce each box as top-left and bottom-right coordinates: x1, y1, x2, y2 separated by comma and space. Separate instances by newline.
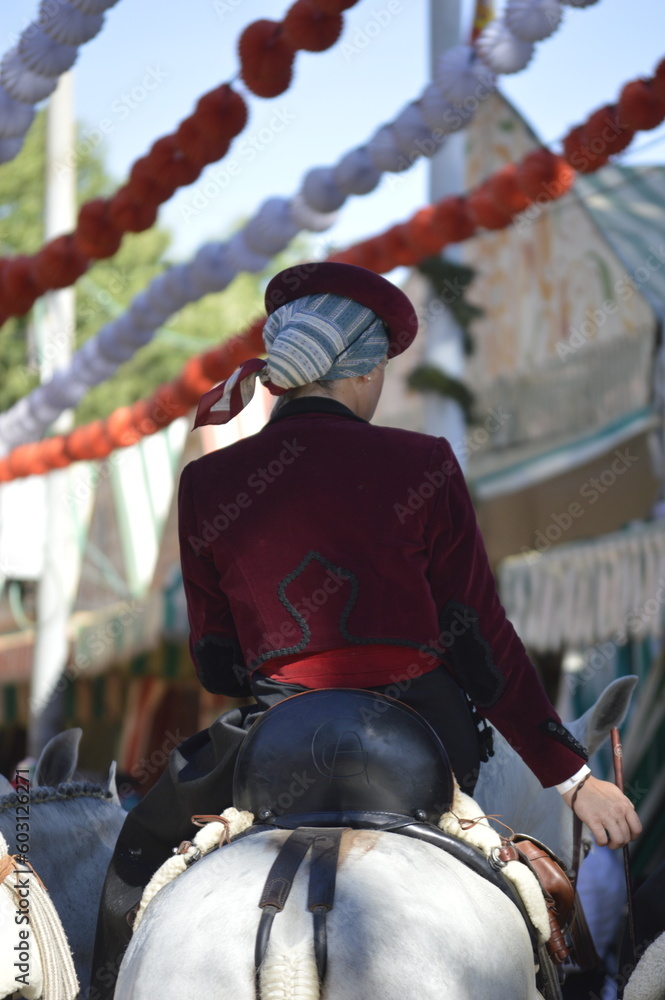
0, 135, 25, 163
190, 244, 237, 296
0, 0, 604, 450
0, 0, 113, 164
420, 84, 463, 135
0, 86, 35, 137
1, 49, 58, 103
67, 0, 120, 13
226, 231, 271, 274
505, 0, 563, 42
40, 0, 106, 46
434, 44, 496, 104
476, 19, 535, 74
367, 125, 409, 173
18, 26, 78, 77
288, 191, 337, 232
243, 197, 299, 255
333, 148, 381, 196
392, 103, 438, 159
301, 166, 347, 213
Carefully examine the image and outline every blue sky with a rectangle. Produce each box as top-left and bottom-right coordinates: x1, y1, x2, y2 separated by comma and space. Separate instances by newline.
2, 0, 664, 259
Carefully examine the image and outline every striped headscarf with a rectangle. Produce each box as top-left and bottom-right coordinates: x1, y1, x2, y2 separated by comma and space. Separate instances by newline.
194, 293, 389, 427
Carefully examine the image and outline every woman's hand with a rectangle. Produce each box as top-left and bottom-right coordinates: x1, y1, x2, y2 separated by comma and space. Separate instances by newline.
562, 774, 642, 849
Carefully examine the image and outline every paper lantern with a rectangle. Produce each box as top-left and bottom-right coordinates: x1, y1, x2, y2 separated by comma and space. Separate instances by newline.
40, 435, 71, 469
0, 86, 35, 138
74, 198, 123, 258
651, 58, 665, 104
432, 197, 476, 243
41, 1, 105, 45
2, 256, 43, 314
505, 0, 562, 43
405, 206, 448, 257
18, 26, 77, 76
7, 442, 48, 478
334, 148, 381, 196
238, 20, 295, 99
283, 0, 343, 52
467, 184, 513, 230
617, 80, 665, 132
313, 0, 356, 11
108, 187, 159, 233
486, 164, 532, 214
476, 20, 535, 75
435, 44, 496, 104
175, 113, 230, 170
196, 84, 248, 137
518, 148, 574, 195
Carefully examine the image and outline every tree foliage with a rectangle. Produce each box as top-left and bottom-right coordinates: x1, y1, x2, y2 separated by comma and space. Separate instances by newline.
0, 112, 306, 425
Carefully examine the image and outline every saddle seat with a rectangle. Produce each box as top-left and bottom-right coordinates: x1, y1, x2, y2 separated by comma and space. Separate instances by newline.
233, 687, 456, 828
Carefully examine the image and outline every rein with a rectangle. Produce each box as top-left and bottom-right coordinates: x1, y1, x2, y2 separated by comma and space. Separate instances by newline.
569, 781, 601, 972
0, 852, 47, 892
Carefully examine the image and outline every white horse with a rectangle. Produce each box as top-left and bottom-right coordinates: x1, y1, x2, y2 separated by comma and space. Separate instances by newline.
116, 677, 636, 1000
0, 729, 126, 999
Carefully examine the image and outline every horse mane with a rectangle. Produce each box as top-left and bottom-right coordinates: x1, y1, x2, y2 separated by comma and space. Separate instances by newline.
0, 781, 114, 815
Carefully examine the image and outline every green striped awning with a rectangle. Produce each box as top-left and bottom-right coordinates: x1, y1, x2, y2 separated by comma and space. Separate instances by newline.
575, 165, 665, 320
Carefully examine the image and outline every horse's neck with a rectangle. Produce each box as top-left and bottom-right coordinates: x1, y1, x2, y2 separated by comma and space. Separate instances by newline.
474, 731, 573, 865
20, 796, 122, 884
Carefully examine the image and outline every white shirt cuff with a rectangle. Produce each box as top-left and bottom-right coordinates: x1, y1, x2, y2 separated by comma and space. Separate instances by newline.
555, 764, 591, 795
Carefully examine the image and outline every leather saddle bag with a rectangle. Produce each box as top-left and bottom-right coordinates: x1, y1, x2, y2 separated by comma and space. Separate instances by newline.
499, 835, 575, 964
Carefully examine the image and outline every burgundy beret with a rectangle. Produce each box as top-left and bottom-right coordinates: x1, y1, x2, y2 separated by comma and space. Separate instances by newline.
264, 262, 418, 358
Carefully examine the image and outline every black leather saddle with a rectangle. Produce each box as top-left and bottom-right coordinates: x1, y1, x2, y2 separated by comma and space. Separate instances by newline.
231, 689, 539, 989
233, 687, 456, 827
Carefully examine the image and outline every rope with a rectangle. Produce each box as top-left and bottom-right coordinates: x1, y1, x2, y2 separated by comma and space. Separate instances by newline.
0, 832, 79, 1000
133, 807, 254, 932
439, 783, 551, 947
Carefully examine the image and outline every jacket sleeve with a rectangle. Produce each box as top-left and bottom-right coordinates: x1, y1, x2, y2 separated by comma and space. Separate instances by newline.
425, 438, 588, 787
178, 464, 251, 697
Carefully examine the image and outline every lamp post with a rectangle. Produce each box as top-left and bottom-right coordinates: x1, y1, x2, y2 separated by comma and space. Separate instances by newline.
28, 71, 77, 756
425, 0, 467, 468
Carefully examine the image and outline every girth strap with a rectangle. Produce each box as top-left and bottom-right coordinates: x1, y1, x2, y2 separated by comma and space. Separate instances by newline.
255, 827, 346, 988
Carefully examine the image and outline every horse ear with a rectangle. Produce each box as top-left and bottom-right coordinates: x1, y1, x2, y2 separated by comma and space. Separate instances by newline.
0, 774, 15, 796
105, 761, 122, 806
35, 728, 82, 787
566, 676, 638, 758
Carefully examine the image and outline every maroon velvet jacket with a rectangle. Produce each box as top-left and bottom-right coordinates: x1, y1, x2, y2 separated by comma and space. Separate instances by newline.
178, 396, 587, 787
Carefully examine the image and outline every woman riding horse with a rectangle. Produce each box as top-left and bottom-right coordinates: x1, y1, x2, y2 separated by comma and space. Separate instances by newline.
91, 262, 641, 998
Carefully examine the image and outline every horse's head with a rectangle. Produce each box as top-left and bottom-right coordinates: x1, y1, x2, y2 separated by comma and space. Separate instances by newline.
474, 675, 637, 868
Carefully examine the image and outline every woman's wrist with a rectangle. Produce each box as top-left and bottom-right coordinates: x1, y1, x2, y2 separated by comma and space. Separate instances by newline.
555, 763, 591, 796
